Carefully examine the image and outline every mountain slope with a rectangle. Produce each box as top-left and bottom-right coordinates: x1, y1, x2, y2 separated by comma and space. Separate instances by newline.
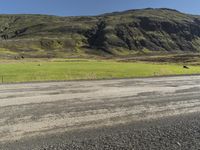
1, 8, 200, 58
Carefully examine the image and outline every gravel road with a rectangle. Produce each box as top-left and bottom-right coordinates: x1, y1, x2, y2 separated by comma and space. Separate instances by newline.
0, 75, 200, 149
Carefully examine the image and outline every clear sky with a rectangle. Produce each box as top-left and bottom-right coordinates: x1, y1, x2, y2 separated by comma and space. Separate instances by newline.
0, 0, 200, 16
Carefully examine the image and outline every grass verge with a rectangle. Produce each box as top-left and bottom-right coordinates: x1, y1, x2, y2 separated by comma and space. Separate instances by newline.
0, 59, 200, 83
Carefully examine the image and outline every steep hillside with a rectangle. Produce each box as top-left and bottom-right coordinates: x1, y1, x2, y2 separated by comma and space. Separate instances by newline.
1, 8, 200, 58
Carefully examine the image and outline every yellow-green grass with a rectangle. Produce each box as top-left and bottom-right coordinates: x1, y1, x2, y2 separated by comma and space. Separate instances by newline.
0, 60, 200, 83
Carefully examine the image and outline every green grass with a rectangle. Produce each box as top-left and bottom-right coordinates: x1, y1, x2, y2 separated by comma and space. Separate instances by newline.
0, 60, 200, 83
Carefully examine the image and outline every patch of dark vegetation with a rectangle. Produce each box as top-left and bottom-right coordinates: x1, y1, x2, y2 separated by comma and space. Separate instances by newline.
40, 39, 64, 50
118, 54, 200, 64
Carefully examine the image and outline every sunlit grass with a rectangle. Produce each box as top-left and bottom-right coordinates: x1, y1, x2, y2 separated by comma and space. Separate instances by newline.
0, 59, 200, 83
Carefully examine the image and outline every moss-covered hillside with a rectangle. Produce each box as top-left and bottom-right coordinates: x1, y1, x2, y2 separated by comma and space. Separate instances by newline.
1, 8, 200, 58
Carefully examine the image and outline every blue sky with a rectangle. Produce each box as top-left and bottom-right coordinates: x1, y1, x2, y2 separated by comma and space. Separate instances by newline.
0, 0, 200, 16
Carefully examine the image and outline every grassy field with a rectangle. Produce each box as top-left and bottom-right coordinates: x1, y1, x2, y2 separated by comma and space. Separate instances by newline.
0, 59, 200, 83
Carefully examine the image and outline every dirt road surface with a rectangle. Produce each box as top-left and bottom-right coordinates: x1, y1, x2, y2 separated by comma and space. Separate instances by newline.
1, 76, 200, 149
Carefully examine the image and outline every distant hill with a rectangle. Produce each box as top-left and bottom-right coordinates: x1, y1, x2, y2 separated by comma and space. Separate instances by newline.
1, 8, 200, 58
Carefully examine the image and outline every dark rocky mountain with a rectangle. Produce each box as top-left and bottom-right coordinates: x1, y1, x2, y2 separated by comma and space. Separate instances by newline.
1, 8, 200, 58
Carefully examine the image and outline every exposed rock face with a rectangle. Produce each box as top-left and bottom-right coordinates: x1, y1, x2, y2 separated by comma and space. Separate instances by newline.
113, 17, 198, 52
86, 21, 107, 48
83, 8, 200, 55
1, 8, 200, 57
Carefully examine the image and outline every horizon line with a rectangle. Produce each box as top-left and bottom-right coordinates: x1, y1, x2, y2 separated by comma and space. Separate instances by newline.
0, 7, 197, 17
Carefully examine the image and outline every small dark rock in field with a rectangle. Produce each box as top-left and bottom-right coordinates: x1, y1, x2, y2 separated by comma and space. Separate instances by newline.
183, 66, 189, 69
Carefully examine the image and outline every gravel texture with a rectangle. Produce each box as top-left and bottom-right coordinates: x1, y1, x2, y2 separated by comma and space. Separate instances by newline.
2, 113, 200, 150
1, 76, 200, 149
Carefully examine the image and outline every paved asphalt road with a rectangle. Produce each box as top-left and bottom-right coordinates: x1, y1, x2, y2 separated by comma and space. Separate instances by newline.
0, 75, 200, 149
